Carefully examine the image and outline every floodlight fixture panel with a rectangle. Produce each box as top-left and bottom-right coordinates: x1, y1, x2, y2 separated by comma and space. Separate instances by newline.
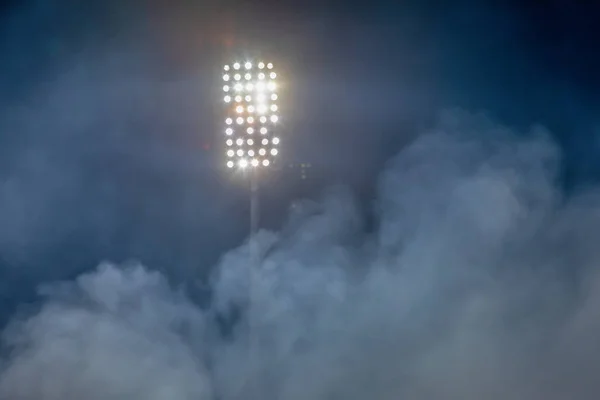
222, 60, 280, 169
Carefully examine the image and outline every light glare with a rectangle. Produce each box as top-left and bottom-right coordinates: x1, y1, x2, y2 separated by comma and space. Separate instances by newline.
245, 62, 252, 69
237, 149, 244, 157
239, 159, 248, 168
272, 137, 280, 145
233, 63, 241, 70
223, 74, 230, 81
251, 158, 259, 167
263, 159, 270, 166
271, 148, 278, 156
227, 160, 234, 168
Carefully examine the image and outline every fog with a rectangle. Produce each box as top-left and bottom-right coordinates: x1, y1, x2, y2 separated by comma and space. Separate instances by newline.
2, 109, 600, 399
2, 1, 600, 399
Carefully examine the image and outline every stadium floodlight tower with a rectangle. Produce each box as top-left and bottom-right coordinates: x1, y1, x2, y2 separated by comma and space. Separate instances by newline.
222, 60, 280, 237
222, 60, 281, 397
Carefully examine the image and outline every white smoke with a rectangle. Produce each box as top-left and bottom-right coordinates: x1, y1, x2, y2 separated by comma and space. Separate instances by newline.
3, 111, 600, 399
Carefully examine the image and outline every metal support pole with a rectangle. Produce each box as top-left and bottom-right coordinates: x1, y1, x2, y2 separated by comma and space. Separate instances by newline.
247, 168, 260, 399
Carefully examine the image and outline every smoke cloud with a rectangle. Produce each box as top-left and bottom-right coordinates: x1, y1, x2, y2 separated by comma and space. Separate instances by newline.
3, 109, 600, 399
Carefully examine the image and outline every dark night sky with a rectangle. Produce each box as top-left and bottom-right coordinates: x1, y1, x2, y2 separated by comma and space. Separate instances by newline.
0, 0, 599, 320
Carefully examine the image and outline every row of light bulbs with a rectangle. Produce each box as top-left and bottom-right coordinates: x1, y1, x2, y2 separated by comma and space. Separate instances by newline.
224, 93, 278, 103
223, 82, 276, 94
234, 104, 278, 113
226, 137, 280, 146
227, 148, 278, 157
226, 115, 279, 125
223, 72, 277, 82
226, 127, 273, 136
224, 62, 273, 71
227, 158, 271, 168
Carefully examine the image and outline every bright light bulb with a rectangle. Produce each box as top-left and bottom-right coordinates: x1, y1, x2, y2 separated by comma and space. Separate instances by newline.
227, 150, 235, 157
259, 148, 266, 156
223, 85, 230, 92
224, 65, 230, 71
237, 149, 244, 157
258, 73, 265, 80
245, 73, 251, 80
258, 62, 265, 69
227, 160, 234, 168
271, 148, 278, 156
234, 74, 241, 81
245, 62, 252, 69
247, 117, 255, 124
236, 138, 243, 146
272, 137, 280, 145
248, 150, 255, 157
267, 63, 273, 69
245, 95, 252, 102
226, 139, 233, 146
247, 139, 254, 145
236, 117, 244, 124
248, 105, 255, 113
236, 105, 244, 113
270, 72, 277, 79
234, 83, 243, 91
247, 127, 254, 134
239, 159, 248, 168
235, 95, 242, 102
263, 159, 270, 166
225, 118, 233, 125
270, 104, 278, 112
233, 63, 241, 70
226, 128, 233, 135
271, 93, 278, 101
262, 138, 269, 145
223, 74, 230, 81
251, 158, 259, 167
267, 82, 276, 91
224, 96, 231, 103
260, 116, 267, 124
270, 115, 279, 123
260, 127, 267, 134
